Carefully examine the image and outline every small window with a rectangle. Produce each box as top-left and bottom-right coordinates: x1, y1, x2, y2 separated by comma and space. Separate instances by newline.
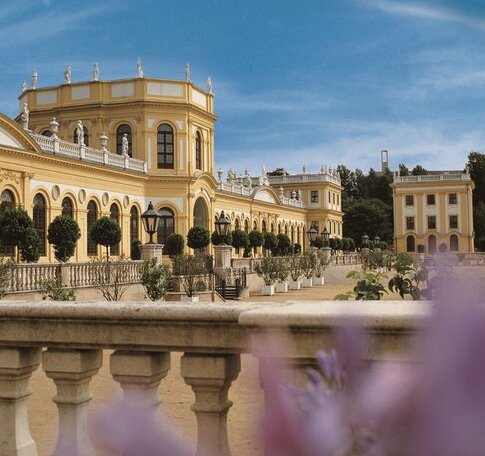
406, 235, 415, 252
311, 191, 318, 203
61, 197, 74, 218
428, 216, 436, 230
449, 193, 457, 205
337, 194, 340, 205
406, 216, 415, 230
157, 124, 174, 169
405, 195, 414, 206
195, 131, 202, 170
333, 193, 335, 204
449, 215, 458, 229
328, 192, 331, 203
427, 194, 435, 205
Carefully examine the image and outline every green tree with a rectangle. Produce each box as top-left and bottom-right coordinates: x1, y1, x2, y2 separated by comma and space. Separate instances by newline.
398, 163, 410, 176
140, 258, 171, 301
312, 235, 324, 249
47, 215, 81, 262
411, 165, 428, 176
248, 230, 264, 254
0, 207, 36, 260
130, 239, 142, 260
90, 216, 122, 260
275, 233, 291, 256
164, 234, 185, 257
343, 198, 393, 245
211, 230, 233, 246
263, 232, 278, 255
187, 226, 210, 252
232, 229, 250, 253
19, 227, 40, 263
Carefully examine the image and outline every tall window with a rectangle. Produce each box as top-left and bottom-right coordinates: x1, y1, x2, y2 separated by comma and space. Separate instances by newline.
428, 235, 437, 254
1, 190, 15, 255
311, 191, 318, 203
87, 200, 98, 256
73, 126, 89, 146
406, 235, 415, 252
130, 206, 139, 244
448, 193, 457, 205
450, 234, 459, 252
195, 131, 202, 170
157, 124, 174, 169
406, 216, 415, 230
449, 215, 458, 230
427, 194, 435, 205
405, 195, 414, 206
33, 194, 46, 256
428, 216, 436, 230
262, 220, 267, 232
244, 220, 249, 233
61, 197, 74, 218
116, 124, 132, 157
110, 203, 120, 256
157, 207, 174, 245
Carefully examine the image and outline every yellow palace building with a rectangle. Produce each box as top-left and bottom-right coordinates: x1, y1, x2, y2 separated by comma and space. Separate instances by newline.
0, 66, 343, 262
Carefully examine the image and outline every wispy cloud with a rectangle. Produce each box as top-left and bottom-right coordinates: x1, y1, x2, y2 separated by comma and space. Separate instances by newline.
362, 0, 485, 31
0, 4, 108, 48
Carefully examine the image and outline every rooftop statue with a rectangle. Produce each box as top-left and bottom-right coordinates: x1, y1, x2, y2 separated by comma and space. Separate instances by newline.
76, 120, 85, 146
20, 103, 29, 130
136, 58, 144, 78
64, 64, 71, 85
93, 63, 100, 82
185, 63, 191, 83
31, 70, 38, 90
21, 80, 27, 93
206, 77, 213, 94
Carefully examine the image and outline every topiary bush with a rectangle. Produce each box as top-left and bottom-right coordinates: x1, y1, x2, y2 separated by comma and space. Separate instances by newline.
0, 207, 37, 261
140, 258, 171, 301
130, 239, 142, 260
249, 230, 264, 255
312, 236, 324, 249
263, 232, 278, 255
47, 215, 81, 262
293, 242, 302, 254
211, 230, 233, 246
90, 216, 122, 260
19, 227, 40, 263
275, 233, 291, 256
232, 229, 250, 254
187, 226, 210, 252
164, 234, 185, 257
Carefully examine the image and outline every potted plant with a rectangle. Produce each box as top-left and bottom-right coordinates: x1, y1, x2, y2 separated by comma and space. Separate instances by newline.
300, 252, 317, 288
275, 258, 289, 293
173, 254, 210, 302
254, 256, 280, 295
288, 254, 303, 290
314, 252, 330, 286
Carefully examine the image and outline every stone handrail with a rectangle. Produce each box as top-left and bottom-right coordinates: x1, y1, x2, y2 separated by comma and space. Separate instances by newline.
29, 132, 148, 174
0, 300, 429, 456
393, 173, 471, 183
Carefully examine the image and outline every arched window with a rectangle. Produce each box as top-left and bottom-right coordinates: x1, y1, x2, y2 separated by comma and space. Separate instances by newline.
41, 130, 52, 137
87, 200, 98, 256
130, 206, 139, 244
74, 126, 89, 146
195, 131, 202, 170
291, 226, 294, 243
116, 124, 132, 157
235, 218, 240, 230
61, 197, 74, 218
297, 226, 301, 244
1, 189, 14, 210
271, 223, 275, 233
110, 203, 120, 256
33, 193, 46, 256
262, 220, 267, 233
428, 234, 437, 255
406, 235, 415, 253
157, 124, 174, 169
450, 234, 459, 252
193, 198, 208, 228
253, 221, 258, 231
157, 207, 174, 245
244, 220, 249, 233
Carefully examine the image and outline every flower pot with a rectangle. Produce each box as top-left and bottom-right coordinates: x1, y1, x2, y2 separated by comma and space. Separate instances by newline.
275, 282, 288, 293
261, 285, 275, 296
180, 295, 200, 303
301, 278, 313, 288
313, 276, 325, 286
289, 280, 301, 290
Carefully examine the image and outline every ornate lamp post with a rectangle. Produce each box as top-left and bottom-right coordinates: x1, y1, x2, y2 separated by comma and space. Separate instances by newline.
140, 202, 163, 262
321, 227, 331, 260
374, 234, 381, 252
213, 211, 233, 272
306, 225, 318, 255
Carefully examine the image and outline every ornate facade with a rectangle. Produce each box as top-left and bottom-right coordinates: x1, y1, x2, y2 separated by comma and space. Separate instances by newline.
0, 71, 343, 262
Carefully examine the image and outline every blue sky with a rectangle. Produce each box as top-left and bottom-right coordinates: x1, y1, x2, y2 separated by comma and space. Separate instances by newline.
2, 0, 485, 175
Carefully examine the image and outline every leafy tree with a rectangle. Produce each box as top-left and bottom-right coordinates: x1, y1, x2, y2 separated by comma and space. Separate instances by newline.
187, 226, 210, 252
467, 152, 485, 205
140, 258, 171, 301
254, 256, 282, 286
19, 227, 40, 263
336, 164, 358, 202
343, 198, 393, 244
293, 243, 302, 254
47, 215, 81, 262
341, 238, 350, 252
411, 165, 428, 176
41, 278, 76, 301
329, 238, 338, 251
211, 230, 233, 246
130, 239, 141, 260
263, 232, 278, 255
248, 230, 264, 253
0, 207, 36, 260
312, 235, 324, 249
172, 254, 210, 297
164, 234, 185, 257
232, 230, 250, 253
398, 163, 410, 176
275, 233, 291, 256
90, 216, 122, 260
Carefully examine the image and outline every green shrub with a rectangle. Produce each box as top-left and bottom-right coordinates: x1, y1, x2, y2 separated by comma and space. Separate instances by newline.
254, 256, 282, 286
334, 270, 388, 300
47, 215, 81, 262
312, 236, 324, 249
211, 230, 233, 246
140, 258, 171, 301
164, 234, 185, 257
299, 252, 317, 279
41, 278, 76, 301
0, 207, 37, 261
172, 254, 210, 297
275, 233, 291, 256
249, 230, 264, 249
232, 230, 250, 252
19, 227, 40, 263
263, 232, 278, 254
90, 217, 121, 260
293, 242, 302, 254
130, 239, 142, 260
187, 226, 210, 252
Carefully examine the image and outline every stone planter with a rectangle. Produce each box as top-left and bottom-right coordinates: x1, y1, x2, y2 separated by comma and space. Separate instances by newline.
289, 280, 301, 290
275, 282, 288, 293
301, 278, 313, 288
180, 295, 200, 303
260, 285, 275, 296
313, 276, 325, 286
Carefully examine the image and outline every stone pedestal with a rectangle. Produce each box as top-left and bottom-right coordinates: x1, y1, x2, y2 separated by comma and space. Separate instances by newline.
0, 347, 41, 456
214, 244, 232, 270
322, 246, 332, 261
110, 351, 170, 407
140, 244, 164, 263
43, 349, 102, 456
181, 353, 240, 456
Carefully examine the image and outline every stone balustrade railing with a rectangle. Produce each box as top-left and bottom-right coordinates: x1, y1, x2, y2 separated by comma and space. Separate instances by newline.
0, 300, 429, 456
30, 132, 148, 174
6, 260, 144, 292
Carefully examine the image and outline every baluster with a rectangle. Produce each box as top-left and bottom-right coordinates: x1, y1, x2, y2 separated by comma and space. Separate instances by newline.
0, 347, 41, 456
181, 353, 240, 456
110, 351, 170, 406
43, 349, 102, 456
